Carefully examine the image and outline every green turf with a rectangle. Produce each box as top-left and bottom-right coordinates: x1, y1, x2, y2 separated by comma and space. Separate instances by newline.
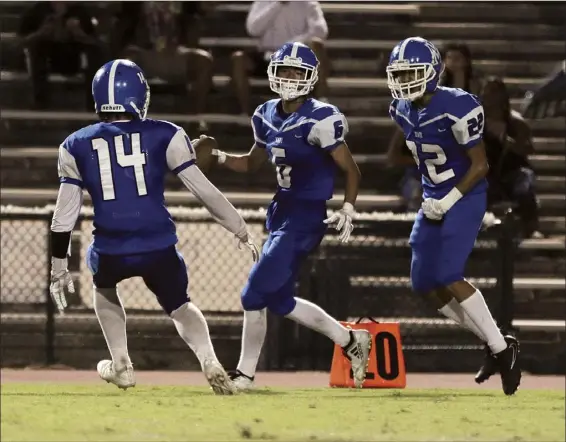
1, 384, 564, 441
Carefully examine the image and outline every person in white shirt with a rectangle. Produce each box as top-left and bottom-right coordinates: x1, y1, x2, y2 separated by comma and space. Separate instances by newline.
231, 1, 330, 115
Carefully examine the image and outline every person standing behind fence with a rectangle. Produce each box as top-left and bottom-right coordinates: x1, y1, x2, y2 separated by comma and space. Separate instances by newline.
231, 1, 331, 115
48, 59, 260, 394
386, 37, 521, 395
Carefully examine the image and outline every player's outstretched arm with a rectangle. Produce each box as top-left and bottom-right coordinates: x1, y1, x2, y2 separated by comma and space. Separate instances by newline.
168, 130, 260, 261
213, 144, 269, 174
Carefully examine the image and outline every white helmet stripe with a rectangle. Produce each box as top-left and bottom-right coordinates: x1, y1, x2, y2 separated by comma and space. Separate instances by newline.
290, 42, 299, 58
398, 38, 413, 61
107, 60, 121, 105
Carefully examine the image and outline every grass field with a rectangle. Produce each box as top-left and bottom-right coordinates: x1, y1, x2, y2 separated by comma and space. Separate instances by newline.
2, 383, 565, 441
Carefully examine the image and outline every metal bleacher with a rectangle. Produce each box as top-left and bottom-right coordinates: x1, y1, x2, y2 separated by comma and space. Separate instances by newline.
0, 2, 564, 370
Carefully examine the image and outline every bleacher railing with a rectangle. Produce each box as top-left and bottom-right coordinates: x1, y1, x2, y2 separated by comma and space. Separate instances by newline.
0, 204, 518, 368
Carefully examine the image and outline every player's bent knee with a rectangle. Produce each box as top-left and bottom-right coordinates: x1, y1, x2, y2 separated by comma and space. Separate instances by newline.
266, 297, 296, 316
240, 284, 268, 312
161, 294, 190, 316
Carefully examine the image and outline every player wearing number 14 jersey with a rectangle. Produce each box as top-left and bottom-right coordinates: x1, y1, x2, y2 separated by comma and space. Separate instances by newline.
48, 59, 260, 395
210, 42, 372, 391
387, 37, 521, 395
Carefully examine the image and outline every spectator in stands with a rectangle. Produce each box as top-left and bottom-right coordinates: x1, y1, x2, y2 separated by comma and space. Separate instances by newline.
481, 77, 543, 238
18, 1, 104, 111
112, 2, 213, 130
231, 1, 330, 115
440, 43, 483, 95
522, 60, 566, 119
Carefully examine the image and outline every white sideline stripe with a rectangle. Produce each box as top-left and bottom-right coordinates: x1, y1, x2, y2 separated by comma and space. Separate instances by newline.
0, 188, 402, 209
351, 276, 566, 291
1, 313, 563, 332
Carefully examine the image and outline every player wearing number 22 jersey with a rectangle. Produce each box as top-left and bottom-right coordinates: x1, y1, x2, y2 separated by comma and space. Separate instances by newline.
211, 42, 372, 391
387, 37, 521, 395
49, 59, 261, 395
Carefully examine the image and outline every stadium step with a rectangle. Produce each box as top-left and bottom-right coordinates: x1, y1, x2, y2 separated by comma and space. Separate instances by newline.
416, 2, 566, 25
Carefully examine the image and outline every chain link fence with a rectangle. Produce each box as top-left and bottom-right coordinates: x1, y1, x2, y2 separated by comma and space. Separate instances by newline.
1, 204, 516, 369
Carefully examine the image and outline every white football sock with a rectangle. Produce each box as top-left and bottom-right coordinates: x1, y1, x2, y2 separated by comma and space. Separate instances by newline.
237, 309, 267, 378
170, 302, 219, 368
285, 298, 350, 347
459, 290, 507, 354
93, 287, 132, 371
439, 298, 487, 341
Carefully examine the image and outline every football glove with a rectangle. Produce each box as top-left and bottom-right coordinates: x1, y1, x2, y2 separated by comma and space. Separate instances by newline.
50, 257, 74, 313
324, 202, 355, 243
237, 233, 260, 262
422, 188, 463, 221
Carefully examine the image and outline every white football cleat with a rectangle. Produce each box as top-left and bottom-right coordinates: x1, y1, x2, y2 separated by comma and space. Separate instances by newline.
203, 359, 237, 395
228, 370, 255, 392
97, 359, 136, 390
343, 329, 372, 388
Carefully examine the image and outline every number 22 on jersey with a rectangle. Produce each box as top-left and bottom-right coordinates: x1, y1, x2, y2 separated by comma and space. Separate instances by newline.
91, 133, 147, 200
406, 141, 455, 184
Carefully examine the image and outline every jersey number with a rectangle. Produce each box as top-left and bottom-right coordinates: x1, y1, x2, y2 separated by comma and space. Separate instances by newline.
467, 113, 484, 138
406, 141, 455, 184
91, 133, 147, 201
271, 147, 291, 188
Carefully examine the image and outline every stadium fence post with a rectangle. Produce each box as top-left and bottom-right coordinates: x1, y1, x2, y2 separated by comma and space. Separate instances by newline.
496, 208, 517, 335
45, 214, 56, 365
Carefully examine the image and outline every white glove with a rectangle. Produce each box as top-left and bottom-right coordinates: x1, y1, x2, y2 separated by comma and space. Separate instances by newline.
50, 257, 74, 313
422, 188, 463, 221
324, 202, 355, 243
236, 232, 260, 262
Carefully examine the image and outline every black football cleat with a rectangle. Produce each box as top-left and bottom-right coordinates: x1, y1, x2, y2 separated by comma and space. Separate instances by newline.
495, 335, 522, 395
475, 344, 498, 384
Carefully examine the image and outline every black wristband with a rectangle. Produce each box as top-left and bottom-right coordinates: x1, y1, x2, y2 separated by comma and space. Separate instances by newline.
51, 231, 71, 259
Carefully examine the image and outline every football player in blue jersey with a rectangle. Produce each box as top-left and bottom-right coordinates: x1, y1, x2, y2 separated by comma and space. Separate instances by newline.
210, 42, 371, 391
48, 59, 260, 394
386, 37, 521, 395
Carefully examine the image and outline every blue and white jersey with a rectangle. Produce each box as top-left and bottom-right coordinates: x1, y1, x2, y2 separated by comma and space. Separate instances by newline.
58, 119, 197, 255
390, 86, 487, 199
252, 97, 347, 201
252, 98, 348, 232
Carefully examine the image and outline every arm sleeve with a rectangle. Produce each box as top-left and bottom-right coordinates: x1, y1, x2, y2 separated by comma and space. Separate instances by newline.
302, 2, 328, 41
166, 128, 197, 174
58, 144, 83, 187
51, 183, 83, 233
307, 113, 349, 152
450, 95, 485, 149
246, 1, 284, 37
176, 167, 248, 238
251, 106, 268, 148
